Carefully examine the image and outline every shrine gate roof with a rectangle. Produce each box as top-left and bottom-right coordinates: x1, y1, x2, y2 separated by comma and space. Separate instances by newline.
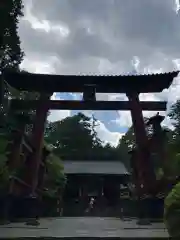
63, 161, 129, 175
4, 70, 179, 93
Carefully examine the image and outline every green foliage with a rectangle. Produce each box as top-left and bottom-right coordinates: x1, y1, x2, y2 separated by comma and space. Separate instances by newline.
44, 153, 66, 198
169, 100, 180, 134
116, 127, 135, 170
160, 101, 180, 235
0, 0, 24, 126
0, 141, 9, 192
0, 125, 66, 198
164, 182, 180, 211
164, 182, 180, 237
0, 130, 12, 192
45, 113, 103, 160
165, 101, 180, 176
0, 0, 66, 200
155, 167, 164, 180
0, 138, 8, 154
0, 2, 40, 132
5, 77, 42, 132
0, 154, 9, 188
168, 154, 180, 177
45, 112, 128, 162
0, 0, 24, 71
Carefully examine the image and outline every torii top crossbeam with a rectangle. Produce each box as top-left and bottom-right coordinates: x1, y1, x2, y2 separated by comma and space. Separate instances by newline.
3, 70, 179, 93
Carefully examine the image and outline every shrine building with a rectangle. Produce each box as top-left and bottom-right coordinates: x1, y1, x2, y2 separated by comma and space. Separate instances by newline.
62, 160, 131, 216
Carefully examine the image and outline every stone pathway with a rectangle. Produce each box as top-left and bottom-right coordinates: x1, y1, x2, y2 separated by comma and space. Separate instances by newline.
0, 217, 168, 238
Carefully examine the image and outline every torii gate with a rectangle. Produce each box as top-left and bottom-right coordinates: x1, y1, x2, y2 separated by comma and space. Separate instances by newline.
1, 70, 178, 221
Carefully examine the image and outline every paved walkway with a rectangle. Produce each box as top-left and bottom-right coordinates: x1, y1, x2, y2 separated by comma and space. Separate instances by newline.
0, 217, 168, 238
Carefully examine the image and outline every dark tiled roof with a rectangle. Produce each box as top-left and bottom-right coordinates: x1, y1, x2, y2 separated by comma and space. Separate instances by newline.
53, 71, 178, 77
4, 70, 179, 80
63, 161, 129, 175
3, 70, 179, 93
4, 70, 179, 77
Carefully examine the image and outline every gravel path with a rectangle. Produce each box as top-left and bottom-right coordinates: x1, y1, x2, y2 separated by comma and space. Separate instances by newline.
0, 217, 168, 238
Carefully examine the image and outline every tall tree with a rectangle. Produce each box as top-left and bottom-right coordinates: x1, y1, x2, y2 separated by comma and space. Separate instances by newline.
91, 114, 102, 148
169, 100, 180, 141
0, 0, 24, 71
44, 153, 66, 197
116, 126, 135, 170
45, 113, 102, 160
0, 0, 24, 194
117, 116, 166, 171
166, 100, 180, 176
0, 0, 24, 125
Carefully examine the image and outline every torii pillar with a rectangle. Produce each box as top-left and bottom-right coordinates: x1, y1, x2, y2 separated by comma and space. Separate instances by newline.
127, 92, 157, 223
127, 92, 156, 194
25, 93, 51, 225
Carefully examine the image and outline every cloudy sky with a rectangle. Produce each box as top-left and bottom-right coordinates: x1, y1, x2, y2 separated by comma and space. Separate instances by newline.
18, 0, 180, 146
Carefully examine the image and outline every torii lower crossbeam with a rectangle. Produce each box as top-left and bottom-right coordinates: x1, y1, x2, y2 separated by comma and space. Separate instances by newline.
10, 100, 167, 111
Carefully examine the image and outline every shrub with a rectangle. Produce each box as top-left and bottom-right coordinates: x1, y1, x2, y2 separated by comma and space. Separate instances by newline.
164, 181, 180, 237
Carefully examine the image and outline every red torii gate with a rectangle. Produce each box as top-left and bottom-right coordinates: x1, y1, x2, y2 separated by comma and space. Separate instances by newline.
2, 70, 179, 222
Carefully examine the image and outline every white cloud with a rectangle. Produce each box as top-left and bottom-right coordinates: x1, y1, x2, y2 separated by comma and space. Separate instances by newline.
22, 0, 70, 37
175, 0, 180, 13
47, 93, 71, 122
47, 110, 71, 122
20, 56, 57, 74
18, 0, 180, 145
95, 120, 124, 147
112, 110, 171, 130
167, 74, 180, 104
112, 111, 132, 128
